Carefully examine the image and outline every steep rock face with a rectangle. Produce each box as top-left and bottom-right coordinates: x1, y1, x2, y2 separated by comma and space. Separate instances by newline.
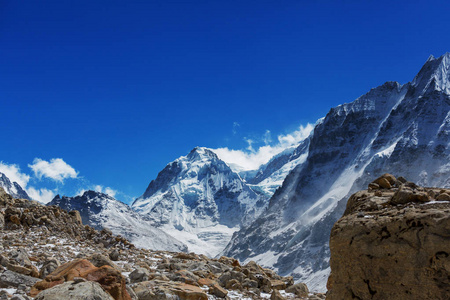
132, 147, 267, 257
0, 172, 30, 200
48, 191, 187, 252
327, 176, 450, 299
223, 53, 450, 291
246, 137, 311, 197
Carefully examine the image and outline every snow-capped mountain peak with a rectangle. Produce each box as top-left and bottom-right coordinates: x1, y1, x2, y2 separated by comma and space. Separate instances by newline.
0, 172, 30, 200
132, 147, 269, 257
186, 146, 218, 161
48, 190, 187, 252
412, 52, 450, 95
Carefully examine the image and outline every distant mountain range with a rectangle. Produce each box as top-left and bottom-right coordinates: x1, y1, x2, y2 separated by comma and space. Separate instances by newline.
2, 53, 449, 292
48, 190, 187, 252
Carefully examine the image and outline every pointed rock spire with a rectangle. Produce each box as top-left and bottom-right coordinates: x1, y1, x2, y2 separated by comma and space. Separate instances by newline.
412, 53, 450, 95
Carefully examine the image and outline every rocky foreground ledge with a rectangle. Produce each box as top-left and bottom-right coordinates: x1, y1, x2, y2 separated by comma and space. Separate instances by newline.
0, 187, 324, 300
327, 174, 450, 299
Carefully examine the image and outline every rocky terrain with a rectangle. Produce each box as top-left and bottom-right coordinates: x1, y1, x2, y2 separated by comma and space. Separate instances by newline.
0, 187, 324, 300
327, 174, 450, 299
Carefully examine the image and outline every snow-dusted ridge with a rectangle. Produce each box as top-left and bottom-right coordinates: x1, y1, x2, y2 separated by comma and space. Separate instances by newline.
48, 190, 187, 252
0, 172, 30, 200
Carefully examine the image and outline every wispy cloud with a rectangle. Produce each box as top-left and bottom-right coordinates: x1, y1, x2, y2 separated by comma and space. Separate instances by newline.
77, 185, 118, 198
0, 162, 30, 188
29, 158, 78, 182
94, 185, 117, 197
26, 187, 56, 204
214, 123, 314, 171
232, 122, 240, 135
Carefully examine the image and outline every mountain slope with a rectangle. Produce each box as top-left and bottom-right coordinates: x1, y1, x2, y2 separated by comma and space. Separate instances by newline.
223, 53, 450, 291
132, 147, 268, 257
48, 191, 187, 252
246, 136, 312, 197
0, 172, 30, 200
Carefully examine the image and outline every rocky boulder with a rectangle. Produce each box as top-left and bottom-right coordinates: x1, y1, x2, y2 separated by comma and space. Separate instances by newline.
34, 280, 114, 300
131, 280, 208, 300
0, 270, 40, 288
327, 177, 450, 299
30, 258, 131, 300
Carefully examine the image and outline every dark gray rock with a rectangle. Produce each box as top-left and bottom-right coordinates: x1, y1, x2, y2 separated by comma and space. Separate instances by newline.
0, 270, 40, 288
34, 281, 114, 300
129, 268, 151, 283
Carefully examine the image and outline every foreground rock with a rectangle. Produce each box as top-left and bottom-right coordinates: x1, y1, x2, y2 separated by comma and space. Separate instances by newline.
30, 259, 130, 300
34, 281, 114, 300
327, 174, 450, 299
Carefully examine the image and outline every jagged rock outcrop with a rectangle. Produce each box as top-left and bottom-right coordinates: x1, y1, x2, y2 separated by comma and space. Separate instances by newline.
327, 174, 450, 299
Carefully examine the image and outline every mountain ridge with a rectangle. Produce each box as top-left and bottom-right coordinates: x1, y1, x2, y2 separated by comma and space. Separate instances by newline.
48, 190, 187, 252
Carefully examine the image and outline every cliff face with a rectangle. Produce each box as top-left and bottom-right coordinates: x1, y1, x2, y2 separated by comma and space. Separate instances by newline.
327, 174, 450, 300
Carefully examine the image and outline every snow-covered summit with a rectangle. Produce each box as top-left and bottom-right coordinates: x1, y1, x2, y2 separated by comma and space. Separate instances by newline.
412, 52, 450, 95
132, 146, 268, 257
48, 190, 187, 252
0, 172, 30, 200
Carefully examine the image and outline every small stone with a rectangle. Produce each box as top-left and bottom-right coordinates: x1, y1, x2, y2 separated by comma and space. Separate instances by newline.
376, 178, 391, 189
129, 268, 150, 283
286, 282, 309, 297
109, 249, 120, 261
270, 289, 285, 300
270, 279, 286, 290
225, 279, 242, 290
209, 283, 228, 298
436, 192, 450, 201
368, 182, 380, 190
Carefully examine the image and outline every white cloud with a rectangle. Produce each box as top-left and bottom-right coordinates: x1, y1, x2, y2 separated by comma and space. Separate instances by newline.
26, 187, 56, 204
29, 158, 78, 182
94, 185, 117, 197
0, 162, 30, 188
0, 162, 57, 204
263, 130, 272, 145
214, 123, 315, 171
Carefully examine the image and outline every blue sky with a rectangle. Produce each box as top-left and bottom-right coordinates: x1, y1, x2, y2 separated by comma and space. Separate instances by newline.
1, 0, 449, 203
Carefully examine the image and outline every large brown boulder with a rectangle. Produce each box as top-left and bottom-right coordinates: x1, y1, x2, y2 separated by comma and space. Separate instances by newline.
30, 259, 131, 300
84, 265, 130, 300
327, 182, 450, 299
